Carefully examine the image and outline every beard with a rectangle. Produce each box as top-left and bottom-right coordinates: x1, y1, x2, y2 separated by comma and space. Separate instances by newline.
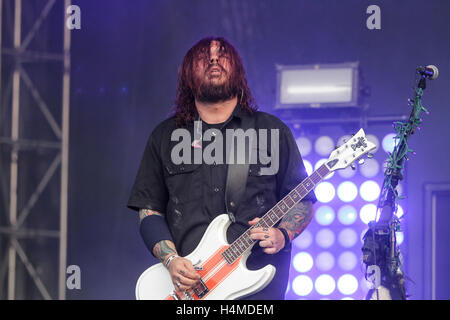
193, 67, 238, 103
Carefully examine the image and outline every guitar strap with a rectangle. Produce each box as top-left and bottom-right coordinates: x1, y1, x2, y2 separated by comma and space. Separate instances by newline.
224, 113, 256, 223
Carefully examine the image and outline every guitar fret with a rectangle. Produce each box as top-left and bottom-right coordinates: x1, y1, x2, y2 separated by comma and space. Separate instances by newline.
303, 177, 314, 191
284, 195, 294, 207
310, 172, 321, 184
290, 189, 300, 202
279, 200, 289, 213
317, 164, 330, 177
259, 219, 269, 228
296, 184, 307, 197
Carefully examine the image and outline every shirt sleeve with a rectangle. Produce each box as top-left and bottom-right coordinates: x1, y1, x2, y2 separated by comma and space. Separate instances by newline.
127, 129, 169, 213
276, 125, 317, 204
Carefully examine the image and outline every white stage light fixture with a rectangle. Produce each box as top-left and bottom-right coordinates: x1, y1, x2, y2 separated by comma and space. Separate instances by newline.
276, 62, 360, 109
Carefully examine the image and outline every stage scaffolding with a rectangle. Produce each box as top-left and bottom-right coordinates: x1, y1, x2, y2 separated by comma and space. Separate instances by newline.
0, 0, 71, 299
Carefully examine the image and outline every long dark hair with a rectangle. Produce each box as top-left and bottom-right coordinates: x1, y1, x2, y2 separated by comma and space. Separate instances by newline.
173, 37, 257, 127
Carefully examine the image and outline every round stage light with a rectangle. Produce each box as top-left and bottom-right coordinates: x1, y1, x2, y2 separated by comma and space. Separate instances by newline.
293, 252, 314, 273
366, 134, 380, 153
315, 136, 334, 156
303, 159, 313, 176
292, 275, 313, 296
296, 137, 312, 157
337, 274, 359, 295
315, 159, 334, 180
338, 228, 358, 248
337, 181, 358, 202
338, 205, 357, 225
315, 182, 336, 203
360, 158, 380, 178
316, 228, 335, 249
382, 133, 397, 153
293, 229, 313, 249
396, 231, 404, 245
359, 180, 381, 202
360, 204, 378, 224
315, 206, 335, 226
395, 205, 404, 219
315, 274, 336, 295
316, 251, 335, 272
338, 165, 357, 179
338, 251, 358, 271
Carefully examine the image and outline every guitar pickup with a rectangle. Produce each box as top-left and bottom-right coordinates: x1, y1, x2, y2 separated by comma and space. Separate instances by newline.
193, 279, 209, 299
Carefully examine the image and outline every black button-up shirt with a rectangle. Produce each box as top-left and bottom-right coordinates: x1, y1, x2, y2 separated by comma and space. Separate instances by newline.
127, 105, 316, 298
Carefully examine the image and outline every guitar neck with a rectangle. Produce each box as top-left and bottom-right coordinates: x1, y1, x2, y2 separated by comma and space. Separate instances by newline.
222, 163, 331, 265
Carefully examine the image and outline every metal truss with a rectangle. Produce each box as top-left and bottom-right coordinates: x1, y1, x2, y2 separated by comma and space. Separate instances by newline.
0, 0, 71, 300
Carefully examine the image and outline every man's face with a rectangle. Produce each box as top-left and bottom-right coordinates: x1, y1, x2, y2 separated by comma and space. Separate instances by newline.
192, 40, 235, 103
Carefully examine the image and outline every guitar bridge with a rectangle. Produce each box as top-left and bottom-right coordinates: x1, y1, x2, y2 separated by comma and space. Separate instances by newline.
193, 279, 209, 299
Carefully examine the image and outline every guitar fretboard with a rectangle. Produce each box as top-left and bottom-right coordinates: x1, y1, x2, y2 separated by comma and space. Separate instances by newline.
221, 163, 330, 265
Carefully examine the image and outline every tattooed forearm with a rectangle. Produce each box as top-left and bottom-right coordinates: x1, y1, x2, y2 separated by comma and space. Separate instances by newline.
139, 208, 164, 222
278, 200, 314, 241
152, 240, 178, 264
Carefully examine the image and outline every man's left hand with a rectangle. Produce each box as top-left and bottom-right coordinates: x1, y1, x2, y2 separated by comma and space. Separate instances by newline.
248, 217, 285, 254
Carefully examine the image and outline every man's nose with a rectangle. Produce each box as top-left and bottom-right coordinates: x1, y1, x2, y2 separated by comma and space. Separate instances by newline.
209, 56, 219, 65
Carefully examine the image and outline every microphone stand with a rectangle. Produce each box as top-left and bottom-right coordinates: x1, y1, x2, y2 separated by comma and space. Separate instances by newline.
362, 70, 432, 300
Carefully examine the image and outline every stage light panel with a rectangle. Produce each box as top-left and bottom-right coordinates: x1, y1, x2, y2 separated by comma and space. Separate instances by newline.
360, 158, 380, 178
315, 182, 336, 203
366, 134, 380, 153
359, 180, 381, 202
293, 229, 313, 249
337, 274, 359, 295
337, 165, 357, 179
338, 228, 358, 248
396, 231, 404, 245
382, 133, 397, 153
292, 275, 314, 296
338, 251, 358, 271
296, 136, 312, 156
360, 204, 378, 224
276, 62, 360, 108
337, 205, 357, 225
314, 136, 334, 156
316, 228, 335, 248
395, 204, 404, 219
315, 274, 336, 296
293, 252, 314, 273
315, 251, 335, 272
315, 206, 335, 226
337, 181, 358, 202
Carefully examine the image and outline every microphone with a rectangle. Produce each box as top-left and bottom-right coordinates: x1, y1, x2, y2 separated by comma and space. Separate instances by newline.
416, 65, 439, 80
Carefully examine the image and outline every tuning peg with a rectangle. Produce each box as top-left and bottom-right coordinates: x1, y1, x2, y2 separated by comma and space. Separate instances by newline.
367, 153, 374, 159
350, 163, 356, 170
358, 159, 365, 165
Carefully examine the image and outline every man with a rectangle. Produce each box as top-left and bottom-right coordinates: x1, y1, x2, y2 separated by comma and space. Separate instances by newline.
127, 36, 316, 300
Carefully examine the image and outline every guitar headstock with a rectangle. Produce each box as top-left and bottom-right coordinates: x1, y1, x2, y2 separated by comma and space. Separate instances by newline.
324, 128, 376, 172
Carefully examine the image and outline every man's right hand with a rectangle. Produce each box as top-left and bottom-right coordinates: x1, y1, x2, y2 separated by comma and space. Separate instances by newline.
166, 255, 201, 293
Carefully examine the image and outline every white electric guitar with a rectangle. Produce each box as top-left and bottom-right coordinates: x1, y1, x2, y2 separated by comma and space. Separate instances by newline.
135, 128, 376, 300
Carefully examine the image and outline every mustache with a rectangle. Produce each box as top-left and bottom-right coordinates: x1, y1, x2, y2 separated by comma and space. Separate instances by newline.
206, 64, 226, 74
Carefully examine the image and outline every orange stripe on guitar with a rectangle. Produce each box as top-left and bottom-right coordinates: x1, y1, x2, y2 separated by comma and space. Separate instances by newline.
164, 245, 229, 300
194, 256, 241, 300
196, 245, 229, 278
